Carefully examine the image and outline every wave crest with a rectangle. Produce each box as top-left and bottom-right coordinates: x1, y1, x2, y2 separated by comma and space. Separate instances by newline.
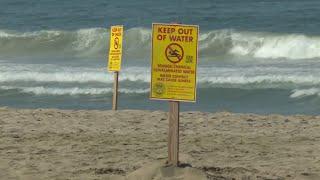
0, 86, 149, 95
290, 88, 320, 98
1, 28, 320, 59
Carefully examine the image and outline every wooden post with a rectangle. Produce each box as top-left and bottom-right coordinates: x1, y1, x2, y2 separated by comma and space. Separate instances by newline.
168, 101, 180, 166
167, 22, 181, 166
112, 71, 119, 110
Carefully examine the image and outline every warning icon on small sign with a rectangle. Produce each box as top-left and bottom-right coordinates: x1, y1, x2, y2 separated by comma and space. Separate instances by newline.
114, 37, 119, 49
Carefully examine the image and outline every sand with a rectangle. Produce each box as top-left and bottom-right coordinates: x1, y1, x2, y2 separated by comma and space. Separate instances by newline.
0, 107, 320, 179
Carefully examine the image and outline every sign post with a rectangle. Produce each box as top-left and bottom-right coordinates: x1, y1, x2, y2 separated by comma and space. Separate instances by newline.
107, 25, 124, 111
112, 71, 119, 110
150, 23, 199, 166
168, 100, 179, 165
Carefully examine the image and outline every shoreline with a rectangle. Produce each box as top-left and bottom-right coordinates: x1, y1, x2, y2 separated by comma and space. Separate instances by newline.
1, 107, 320, 179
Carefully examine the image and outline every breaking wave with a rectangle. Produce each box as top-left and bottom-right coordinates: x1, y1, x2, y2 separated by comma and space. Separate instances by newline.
1, 27, 320, 59
0, 86, 149, 95
1, 64, 320, 88
290, 88, 320, 98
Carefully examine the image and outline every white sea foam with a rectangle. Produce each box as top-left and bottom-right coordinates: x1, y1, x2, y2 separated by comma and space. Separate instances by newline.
290, 88, 320, 98
2, 70, 319, 86
0, 71, 109, 83
200, 75, 320, 85
0, 70, 151, 83
0, 86, 149, 95
0, 64, 150, 83
229, 31, 320, 59
1, 64, 320, 88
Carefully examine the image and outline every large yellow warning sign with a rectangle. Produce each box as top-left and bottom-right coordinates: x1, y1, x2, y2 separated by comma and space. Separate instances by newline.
108, 25, 123, 72
150, 23, 199, 102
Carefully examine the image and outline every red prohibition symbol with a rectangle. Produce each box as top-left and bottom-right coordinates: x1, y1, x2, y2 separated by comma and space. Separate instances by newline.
165, 43, 184, 64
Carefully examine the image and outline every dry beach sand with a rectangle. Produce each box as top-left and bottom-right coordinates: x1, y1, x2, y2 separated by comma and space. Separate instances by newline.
1, 107, 320, 180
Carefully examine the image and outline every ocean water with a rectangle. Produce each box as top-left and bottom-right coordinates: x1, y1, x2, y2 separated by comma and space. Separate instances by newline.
1, 0, 320, 114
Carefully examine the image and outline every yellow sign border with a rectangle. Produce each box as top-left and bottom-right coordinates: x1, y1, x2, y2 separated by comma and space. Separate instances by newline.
150, 23, 199, 102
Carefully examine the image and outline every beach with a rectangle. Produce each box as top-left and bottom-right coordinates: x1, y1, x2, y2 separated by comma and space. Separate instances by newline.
1, 0, 320, 179
0, 107, 319, 179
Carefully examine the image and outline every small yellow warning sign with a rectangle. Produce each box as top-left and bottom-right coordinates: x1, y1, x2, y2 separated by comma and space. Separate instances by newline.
108, 25, 123, 72
150, 23, 199, 102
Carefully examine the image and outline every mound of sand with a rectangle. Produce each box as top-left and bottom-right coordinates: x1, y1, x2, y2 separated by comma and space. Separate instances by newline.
125, 161, 207, 180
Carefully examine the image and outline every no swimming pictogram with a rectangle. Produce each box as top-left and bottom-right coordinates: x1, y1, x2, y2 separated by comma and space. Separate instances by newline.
165, 43, 184, 64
